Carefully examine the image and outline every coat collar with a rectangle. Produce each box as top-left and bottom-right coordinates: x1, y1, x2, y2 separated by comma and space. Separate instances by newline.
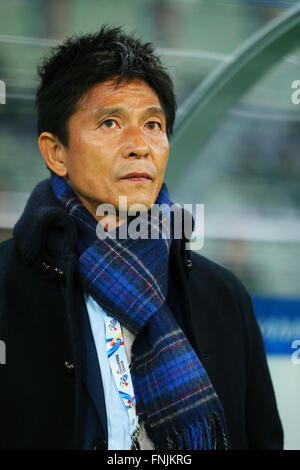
13, 178, 78, 265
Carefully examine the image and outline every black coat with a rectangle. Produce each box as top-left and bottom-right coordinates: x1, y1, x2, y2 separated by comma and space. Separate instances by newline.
0, 179, 283, 450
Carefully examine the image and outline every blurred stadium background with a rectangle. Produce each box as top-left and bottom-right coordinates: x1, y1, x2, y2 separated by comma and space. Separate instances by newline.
0, 0, 299, 449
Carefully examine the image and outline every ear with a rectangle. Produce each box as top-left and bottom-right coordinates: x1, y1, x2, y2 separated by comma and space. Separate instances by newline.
38, 132, 68, 177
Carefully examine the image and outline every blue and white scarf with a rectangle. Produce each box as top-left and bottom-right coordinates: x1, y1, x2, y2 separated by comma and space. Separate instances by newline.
51, 173, 229, 450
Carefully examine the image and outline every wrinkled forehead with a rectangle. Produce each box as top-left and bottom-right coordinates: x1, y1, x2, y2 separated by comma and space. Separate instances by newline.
73, 77, 165, 121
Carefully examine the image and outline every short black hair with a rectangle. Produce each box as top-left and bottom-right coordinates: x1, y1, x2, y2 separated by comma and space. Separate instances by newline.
36, 25, 176, 146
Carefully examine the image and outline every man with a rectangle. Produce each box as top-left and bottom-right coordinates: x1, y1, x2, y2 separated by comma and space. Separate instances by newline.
0, 26, 283, 450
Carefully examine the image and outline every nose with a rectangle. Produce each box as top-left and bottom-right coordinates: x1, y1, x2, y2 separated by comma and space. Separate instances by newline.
122, 126, 150, 158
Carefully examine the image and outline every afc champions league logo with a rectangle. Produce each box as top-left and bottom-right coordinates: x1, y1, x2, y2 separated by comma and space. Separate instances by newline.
120, 391, 136, 412
120, 373, 129, 388
119, 376, 136, 413
106, 332, 123, 358
106, 318, 124, 358
109, 319, 118, 331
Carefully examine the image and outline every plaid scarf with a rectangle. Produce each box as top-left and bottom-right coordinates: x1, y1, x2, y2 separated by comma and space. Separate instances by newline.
51, 173, 229, 450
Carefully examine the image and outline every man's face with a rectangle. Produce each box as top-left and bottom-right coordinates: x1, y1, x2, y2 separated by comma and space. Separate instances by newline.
59, 77, 169, 217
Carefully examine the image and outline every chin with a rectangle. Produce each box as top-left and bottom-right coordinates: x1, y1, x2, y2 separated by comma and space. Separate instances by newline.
123, 190, 156, 212
126, 198, 153, 213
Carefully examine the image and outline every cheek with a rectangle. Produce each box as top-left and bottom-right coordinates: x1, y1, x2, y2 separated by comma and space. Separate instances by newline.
69, 133, 108, 173
155, 139, 169, 172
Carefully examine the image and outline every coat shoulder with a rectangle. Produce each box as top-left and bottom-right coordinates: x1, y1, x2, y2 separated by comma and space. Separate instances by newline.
0, 237, 16, 264
190, 250, 249, 301
0, 237, 23, 283
188, 250, 254, 330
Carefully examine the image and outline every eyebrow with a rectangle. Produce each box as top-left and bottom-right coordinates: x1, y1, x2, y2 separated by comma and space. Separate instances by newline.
143, 106, 165, 118
93, 105, 165, 121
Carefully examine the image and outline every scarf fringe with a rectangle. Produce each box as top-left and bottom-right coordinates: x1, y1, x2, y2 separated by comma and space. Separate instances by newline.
153, 414, 230, 451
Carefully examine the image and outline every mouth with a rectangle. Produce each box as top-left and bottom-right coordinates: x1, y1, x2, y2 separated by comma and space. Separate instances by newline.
120, 172, 153, 182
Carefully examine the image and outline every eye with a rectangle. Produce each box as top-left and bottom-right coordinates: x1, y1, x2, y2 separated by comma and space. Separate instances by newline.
101, 119, 119, 128
145, 121, 161, 130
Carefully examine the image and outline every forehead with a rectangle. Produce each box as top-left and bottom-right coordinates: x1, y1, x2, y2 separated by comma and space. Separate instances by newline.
79, 77, 162, 114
